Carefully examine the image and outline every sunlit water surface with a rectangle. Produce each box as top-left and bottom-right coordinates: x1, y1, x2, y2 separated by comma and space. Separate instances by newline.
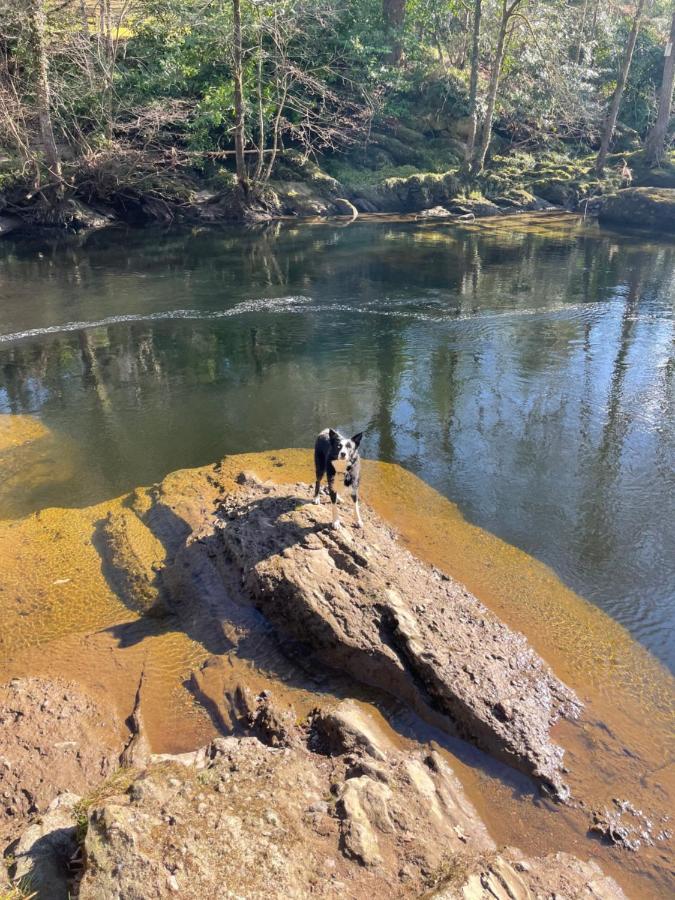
0, 213, 673, 670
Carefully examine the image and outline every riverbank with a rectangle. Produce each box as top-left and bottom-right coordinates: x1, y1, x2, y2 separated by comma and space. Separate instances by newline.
2, 147, 674, 236
0, 437, 673, 898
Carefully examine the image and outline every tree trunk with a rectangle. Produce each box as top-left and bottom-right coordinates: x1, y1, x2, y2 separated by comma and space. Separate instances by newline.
99, 0, 114, 139
27, 0, 62, 190
590, 0, 600, 42
472, 0, 512, 174
383, 0, 406, 65
262, 71, 289, 186
456, 8, 471, 69
78, 0, 94, 83
462, 0, 482, 175
232, 0, 249, 194
644, 10, 675, 165
253, 27, 265, 184
104, 0, 115, 137
575, 0, 590, 65
595, 0, 647, 174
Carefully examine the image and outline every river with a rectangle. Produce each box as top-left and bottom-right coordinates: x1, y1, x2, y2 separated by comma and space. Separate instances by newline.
1, 212, 672, 670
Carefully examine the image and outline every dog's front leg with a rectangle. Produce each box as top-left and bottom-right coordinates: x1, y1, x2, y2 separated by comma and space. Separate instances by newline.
352, 491, 363, 528
327, 475, 340, 528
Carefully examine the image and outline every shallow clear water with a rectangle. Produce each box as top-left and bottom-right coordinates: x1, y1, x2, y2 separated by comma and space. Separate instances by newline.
0, 213, 673, 670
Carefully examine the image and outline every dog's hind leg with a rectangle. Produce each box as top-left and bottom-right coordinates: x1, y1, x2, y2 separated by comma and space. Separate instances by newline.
352, 490, 363, 528
313, 457, 325, 505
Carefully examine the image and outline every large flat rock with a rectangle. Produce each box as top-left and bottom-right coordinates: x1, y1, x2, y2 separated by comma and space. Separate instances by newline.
168, 472, 582, 799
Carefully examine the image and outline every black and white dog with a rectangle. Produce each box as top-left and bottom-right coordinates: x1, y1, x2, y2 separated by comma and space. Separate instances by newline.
313, 428, 364, 529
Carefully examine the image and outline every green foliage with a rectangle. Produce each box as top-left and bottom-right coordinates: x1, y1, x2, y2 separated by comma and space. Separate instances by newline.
0, 0, 671, 211
622, 22, 666, 136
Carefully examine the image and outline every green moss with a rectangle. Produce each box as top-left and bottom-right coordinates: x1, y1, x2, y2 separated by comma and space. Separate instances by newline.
0, 172, 21, 193
73, 766, 138, 831
323, 160, 421, 188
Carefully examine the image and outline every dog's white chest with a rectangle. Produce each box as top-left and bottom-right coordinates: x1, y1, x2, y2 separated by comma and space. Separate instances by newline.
332, 457, 349, 475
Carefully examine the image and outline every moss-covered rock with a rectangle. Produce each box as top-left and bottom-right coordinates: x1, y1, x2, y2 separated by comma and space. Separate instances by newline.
639, 167, 675, 189
369, 131, 429, 167
351, 171, 460, 213
631, 153, 675, 190
447, 197, 503, 217
476, 151, 619, 210
598, 188, 675, 234
529, 178, 578, 207
490, 189, 551, 211
268, 180, 339, 217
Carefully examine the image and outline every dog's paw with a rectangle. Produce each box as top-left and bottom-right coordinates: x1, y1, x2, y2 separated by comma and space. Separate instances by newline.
332, 519, 342, 529
312, 496, 321, 506
354, 521, 363, 529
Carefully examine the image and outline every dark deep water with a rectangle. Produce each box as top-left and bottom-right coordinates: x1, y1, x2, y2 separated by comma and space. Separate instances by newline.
0, 214, 673, 670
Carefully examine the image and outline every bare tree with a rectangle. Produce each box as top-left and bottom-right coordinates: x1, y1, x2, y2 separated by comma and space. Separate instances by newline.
26, 0, 62, 193
644, 9, 675, 165
231, 0, 249, 194
575, 0, 591, 65
463, 0, 482, 174
472, 0, 526, 174
595, 0, 647, 174
246, 1, 368, 191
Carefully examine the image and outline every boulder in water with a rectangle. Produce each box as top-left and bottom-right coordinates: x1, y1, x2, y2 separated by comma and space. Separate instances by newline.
598, 187, 675, 233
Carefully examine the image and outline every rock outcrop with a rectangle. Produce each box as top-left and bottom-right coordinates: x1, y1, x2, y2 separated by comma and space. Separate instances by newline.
349, 172, 461, 214
598, 187, 675, 233
0, 215, 21, 237
82, 467, 582, 799
176, 474, 581, 799
73, 697, 624, 900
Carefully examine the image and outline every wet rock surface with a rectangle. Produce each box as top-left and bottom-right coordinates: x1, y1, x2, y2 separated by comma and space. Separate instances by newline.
589, 798, 672, 852
0, 215, 22, 237
429, 850, 626, 899
82, 466, 581, 798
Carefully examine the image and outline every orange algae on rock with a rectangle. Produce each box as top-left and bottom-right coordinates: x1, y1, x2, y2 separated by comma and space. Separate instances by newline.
0, 414, 75, 519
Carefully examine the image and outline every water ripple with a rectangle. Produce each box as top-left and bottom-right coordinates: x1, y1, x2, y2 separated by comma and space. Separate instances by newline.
0, 295, 613, 344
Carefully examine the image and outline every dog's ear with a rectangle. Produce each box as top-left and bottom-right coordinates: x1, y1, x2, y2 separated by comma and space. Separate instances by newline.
328, 428, 340, 442
351, 432, 363, 448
